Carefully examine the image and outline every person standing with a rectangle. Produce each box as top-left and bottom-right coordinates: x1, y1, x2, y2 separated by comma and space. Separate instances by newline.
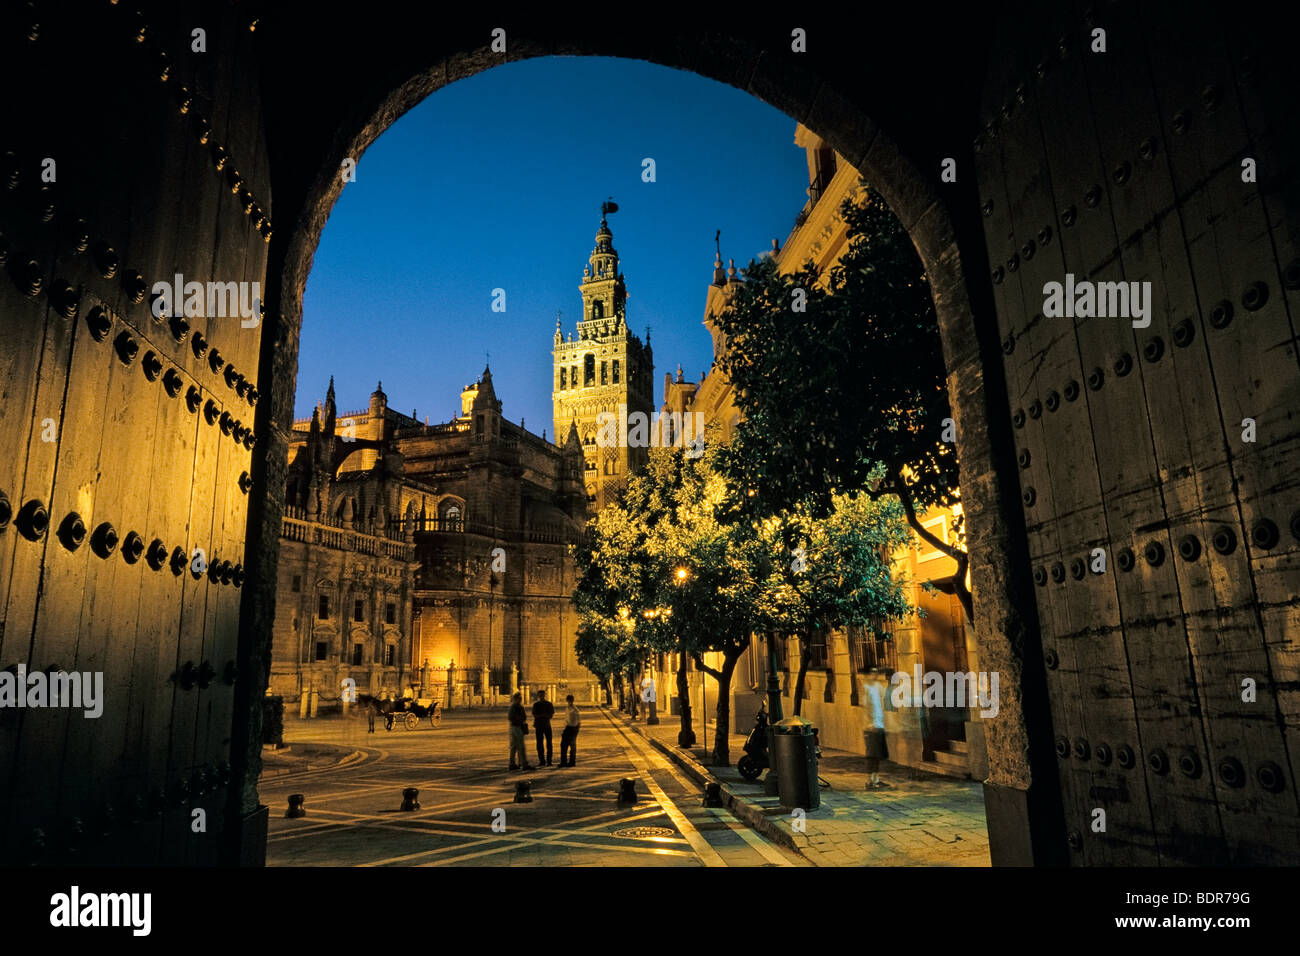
508, 693, 532, 771
533, 690, 556, 766
559, 694, 581, 767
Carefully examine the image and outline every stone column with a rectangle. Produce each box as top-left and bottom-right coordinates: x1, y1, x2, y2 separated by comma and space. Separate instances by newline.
479, 664, 490, 697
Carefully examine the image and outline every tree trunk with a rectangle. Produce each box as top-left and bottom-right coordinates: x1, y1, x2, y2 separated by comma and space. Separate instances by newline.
886, 466, 975, 626
676, 652, 695, 746
711, 650, 741, 766
615, 673, 625, 711
693, 644, 747, 766
791, 631, 811, 717
601, 676, 612, 706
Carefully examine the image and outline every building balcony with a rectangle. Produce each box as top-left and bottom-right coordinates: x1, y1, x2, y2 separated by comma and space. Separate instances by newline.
280, 510, 416, 562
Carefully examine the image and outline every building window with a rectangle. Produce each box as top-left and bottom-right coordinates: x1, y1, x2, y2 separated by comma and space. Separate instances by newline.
352, 643, 364, 666
386, 602, 396, 625
601, 361, 607, 385
353, 599, 364, 622
314, 641, 327, 662
438, 499, 463, 531
807, 629, 830, 669
318, 595, 330, 619
584, 354, 595, 387
612, 360, 620, 383
559, 367, 566, 389
570, 365, 577, 389
593, 299, 603, 319
384, 644, 396, 666
291, 575, 301, 592
856, 620, 897, 672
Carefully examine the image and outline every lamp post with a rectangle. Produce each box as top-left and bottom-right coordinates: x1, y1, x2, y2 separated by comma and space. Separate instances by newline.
763, 632, 784, 795
669, 565, 694, 747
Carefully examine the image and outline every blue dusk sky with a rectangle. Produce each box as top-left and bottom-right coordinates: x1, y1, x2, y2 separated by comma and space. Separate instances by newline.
297, 56, 812, 436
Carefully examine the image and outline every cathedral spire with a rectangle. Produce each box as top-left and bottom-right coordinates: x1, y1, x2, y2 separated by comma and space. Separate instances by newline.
322, 376, 337, 438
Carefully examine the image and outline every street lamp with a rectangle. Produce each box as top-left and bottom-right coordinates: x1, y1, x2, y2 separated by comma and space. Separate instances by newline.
671, 565, 695, 747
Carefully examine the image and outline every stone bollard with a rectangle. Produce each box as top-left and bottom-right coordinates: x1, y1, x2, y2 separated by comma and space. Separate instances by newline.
617, 778, 638, 806
702, 782, 724, 808
286, 794, 306, 818
513, 780, 533, 803
400, 787, 420, 811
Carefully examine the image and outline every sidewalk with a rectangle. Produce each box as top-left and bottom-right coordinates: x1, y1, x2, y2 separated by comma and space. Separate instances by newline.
260, 724, 368, 778
613, 707, 990, 866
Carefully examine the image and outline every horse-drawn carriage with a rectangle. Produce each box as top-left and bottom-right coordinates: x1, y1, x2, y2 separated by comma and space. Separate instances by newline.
355, 694, 441, 731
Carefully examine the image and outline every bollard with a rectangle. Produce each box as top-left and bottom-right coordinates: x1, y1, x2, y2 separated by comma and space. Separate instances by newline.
617, 778, 638, 806
286, 794, 306, 818
702, 782, 724, 808
400, 787, 420, 811
513, 780, 533, 803
298, 688, 309, 718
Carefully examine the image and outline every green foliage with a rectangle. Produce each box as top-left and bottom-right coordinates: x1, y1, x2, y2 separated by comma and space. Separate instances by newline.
572, 442, 914, 677
711, 181, 972, 623
712, 183, 957, 520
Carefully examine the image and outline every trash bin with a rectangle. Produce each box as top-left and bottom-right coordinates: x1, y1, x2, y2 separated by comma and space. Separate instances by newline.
772, 716, 820, 811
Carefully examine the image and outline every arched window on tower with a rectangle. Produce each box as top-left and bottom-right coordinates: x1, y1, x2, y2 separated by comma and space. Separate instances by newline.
559, 367, 566, 389
592, 300, 603, 320
601, 361, 607, 385
570, 365, 577, 389
584, 353, 595, 387
612, 360, 620, 383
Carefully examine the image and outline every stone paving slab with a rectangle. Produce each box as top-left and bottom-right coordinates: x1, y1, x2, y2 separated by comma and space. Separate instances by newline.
616, 709, 991, 866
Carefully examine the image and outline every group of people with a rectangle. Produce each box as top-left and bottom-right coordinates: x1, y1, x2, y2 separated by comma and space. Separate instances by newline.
508, 690, 580, 770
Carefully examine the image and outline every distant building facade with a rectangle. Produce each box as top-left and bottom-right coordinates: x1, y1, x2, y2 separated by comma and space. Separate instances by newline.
271, 371, 595, 707
552, 213, 655, 511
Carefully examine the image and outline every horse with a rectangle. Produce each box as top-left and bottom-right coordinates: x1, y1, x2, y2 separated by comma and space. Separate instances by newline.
354, 693, 396, 732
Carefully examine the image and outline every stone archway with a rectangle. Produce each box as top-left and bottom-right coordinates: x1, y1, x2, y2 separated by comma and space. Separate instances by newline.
247, 36, 1046, 863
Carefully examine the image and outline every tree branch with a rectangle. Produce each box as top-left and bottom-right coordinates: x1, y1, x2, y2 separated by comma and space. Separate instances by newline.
690, 651, 724, 681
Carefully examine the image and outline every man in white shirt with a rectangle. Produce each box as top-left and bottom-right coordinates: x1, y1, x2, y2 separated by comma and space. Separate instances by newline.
559, 695, 581, 767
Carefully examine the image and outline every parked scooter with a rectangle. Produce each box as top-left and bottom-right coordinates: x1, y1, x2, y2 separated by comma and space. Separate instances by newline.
737, 701, 770, 781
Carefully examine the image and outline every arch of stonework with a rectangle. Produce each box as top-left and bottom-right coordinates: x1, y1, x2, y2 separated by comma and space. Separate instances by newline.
252, 28, 1049, 863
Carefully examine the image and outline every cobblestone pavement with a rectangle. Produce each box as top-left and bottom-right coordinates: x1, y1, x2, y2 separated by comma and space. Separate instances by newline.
622, 711, 991, 866
261, 706, 806, 867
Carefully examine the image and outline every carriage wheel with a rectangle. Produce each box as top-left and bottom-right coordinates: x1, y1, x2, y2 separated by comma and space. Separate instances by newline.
404, 712, 419, 730
430, 709, 441, 728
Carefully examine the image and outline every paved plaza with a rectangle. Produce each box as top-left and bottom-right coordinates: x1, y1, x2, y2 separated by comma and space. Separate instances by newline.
262, 706, 804, 867
261, 703, 990, 867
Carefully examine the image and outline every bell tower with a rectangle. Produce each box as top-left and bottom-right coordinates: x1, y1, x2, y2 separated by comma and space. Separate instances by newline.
552, 205, 654, 511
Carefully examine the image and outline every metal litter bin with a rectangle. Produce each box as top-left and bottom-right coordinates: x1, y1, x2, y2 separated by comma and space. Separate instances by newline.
772, 715, 820, 811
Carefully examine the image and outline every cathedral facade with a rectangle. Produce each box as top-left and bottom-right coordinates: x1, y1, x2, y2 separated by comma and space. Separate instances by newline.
270, 372, 592, 707
552, 212, 655, 511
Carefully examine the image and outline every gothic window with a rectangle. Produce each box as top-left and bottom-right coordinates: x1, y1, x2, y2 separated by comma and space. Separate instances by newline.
612, 360, 620, 383
584, 354, 595, 387
559, 367, 566, 389
570, 365, 577, 389
438, 499, 463, 531
601, 361, 607, 385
